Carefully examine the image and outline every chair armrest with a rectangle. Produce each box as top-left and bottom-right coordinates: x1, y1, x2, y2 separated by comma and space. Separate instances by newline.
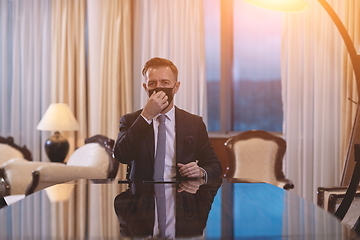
277, 179, 294, 190
37, 164, 107, 181
26, 164, 108, 195
1, 161, 62, 195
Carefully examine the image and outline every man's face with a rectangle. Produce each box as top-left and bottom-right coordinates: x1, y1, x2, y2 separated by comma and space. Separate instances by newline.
145, 66, 177, 90
143, 66, 180, 98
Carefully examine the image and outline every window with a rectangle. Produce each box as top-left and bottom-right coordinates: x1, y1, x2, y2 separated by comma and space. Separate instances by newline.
204, 0, 283, 133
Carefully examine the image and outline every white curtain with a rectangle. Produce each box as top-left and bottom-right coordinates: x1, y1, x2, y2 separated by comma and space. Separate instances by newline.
0, 0, 52, 237
87, 0, 132, 238
51, 0, 87, 158
282, 0, 346, 202
0, 0, 51, 162
133, 0, 207, 121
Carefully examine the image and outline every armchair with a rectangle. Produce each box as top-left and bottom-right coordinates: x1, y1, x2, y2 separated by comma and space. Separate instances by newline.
0, 161, 56, 197
224, 130, 294, 190
317, 143, 360, 233
0, 136, 33, 197
25, 134, 119, 195
0, 135, 118, 198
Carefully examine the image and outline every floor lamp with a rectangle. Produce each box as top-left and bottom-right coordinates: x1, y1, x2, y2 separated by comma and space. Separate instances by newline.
243, 0, 360, 186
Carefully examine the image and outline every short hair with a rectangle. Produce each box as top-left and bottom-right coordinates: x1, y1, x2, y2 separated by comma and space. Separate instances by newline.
142, 57, 178, 81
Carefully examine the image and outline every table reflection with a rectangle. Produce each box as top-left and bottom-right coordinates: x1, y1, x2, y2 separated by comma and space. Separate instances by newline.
114, 178, 221, 239
0, 178, 358, 239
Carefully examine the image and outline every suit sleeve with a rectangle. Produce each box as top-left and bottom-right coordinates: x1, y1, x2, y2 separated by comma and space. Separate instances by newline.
196, 118, 222, 178
113, 113, 153, 164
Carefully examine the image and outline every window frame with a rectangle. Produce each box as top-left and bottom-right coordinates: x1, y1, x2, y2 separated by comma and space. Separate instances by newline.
208, 0, 283, 136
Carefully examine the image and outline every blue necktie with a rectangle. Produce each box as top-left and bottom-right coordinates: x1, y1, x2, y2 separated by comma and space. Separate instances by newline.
154, 114, 166, 180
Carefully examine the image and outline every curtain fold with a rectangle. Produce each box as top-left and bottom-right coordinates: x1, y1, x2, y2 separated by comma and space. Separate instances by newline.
50, 0, 89, 238
0, 0, 52, 237
281, 0, 352, 202
87, 0, 132, 238
51, 0, 87, 150
97, 0, 132, 138
0, 0, 51, 162
133, 0, 207, 121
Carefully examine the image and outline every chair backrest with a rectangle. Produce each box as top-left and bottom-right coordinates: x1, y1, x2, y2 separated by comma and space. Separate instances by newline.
0, 136, 32, 164
66, 134, 119, 178
224, 130, 294, 190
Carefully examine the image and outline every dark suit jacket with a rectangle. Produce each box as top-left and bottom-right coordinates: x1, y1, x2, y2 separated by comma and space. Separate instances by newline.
113, 107, 222, 180
114, 179, 221, 238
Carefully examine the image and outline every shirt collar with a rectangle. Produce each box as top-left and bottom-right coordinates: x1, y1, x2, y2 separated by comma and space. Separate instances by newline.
154, 106, 175, 122
165, 106, 175, 121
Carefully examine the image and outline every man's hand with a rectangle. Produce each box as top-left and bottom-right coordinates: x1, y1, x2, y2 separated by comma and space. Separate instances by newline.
177, 162, 204, 179
141, 91, 169, 120
177, 179, 204, 194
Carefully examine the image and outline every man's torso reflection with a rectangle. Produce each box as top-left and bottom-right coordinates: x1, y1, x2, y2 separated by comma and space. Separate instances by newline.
114, 178, 221, 239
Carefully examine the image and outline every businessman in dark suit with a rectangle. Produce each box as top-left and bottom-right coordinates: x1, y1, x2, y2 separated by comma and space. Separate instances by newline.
113, 57, 221, 180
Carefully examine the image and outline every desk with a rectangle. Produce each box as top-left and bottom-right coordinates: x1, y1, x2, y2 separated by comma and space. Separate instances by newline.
0, 178, 357, 239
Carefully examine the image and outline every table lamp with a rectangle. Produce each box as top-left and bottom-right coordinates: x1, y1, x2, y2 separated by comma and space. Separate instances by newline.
37, 103, 80, 163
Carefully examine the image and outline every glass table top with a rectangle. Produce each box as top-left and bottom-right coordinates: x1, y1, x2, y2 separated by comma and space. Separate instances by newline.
0, 178, 357, 239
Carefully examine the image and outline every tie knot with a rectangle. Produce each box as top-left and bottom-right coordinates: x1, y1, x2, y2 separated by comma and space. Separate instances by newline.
158, 114, 166, 123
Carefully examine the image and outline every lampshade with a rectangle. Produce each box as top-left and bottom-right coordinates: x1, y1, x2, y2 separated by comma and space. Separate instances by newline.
37, 103, 80, 131
243, 0, 309, 12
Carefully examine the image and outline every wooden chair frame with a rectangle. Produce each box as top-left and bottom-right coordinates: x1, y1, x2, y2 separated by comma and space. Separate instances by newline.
0, 136, 33, 198
0, 136, 32, 161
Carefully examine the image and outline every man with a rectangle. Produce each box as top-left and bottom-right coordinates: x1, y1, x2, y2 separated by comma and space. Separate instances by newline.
113, 57, 221, 181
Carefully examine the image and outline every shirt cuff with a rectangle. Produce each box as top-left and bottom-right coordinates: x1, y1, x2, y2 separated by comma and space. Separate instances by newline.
141, 114, 153, 124
199, 167, 208, 183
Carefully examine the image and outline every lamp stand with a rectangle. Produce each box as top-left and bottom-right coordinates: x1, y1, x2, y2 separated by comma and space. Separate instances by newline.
44, 131, 69, 163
